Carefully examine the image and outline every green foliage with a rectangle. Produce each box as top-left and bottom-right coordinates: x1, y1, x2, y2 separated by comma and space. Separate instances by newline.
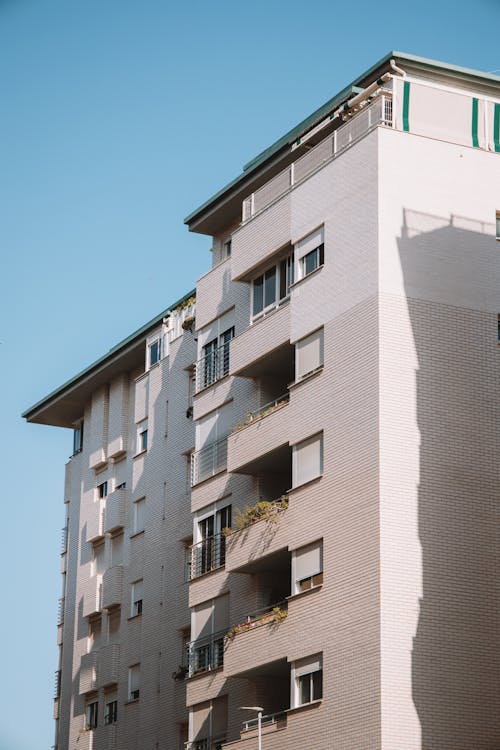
233, 496, 288, 532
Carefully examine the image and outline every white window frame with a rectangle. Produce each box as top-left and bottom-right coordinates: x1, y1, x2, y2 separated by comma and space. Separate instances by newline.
97, 480, 108, 500
73, 420, 84, 455
131, 579, 143, 617
132, 498, 146, 535
295, 328, 324, 381
85, 699, 99, 730
128, 664, 140, 701
292, 433, 323, 488
292, 540, 323, 594
291, 654, 323, 707
295, 226, 324, 281
222, 238, 232, 260
136, 420, 148, 454
251, 251, 294, 321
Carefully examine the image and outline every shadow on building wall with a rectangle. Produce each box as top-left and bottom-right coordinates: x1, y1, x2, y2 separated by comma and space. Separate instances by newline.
397, 209, 500, 749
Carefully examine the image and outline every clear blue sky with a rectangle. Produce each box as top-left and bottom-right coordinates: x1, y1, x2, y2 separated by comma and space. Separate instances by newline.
1, 0, 499, 747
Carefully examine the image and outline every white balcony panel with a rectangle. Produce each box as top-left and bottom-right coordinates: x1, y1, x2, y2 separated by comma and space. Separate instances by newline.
104, 489, 127, 533
102, 566, 123, 610
230, 303, 291, 377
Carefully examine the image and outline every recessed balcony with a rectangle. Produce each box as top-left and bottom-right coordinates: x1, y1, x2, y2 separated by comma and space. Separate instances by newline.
187, 629, 226, 678
103, 488, 126, 534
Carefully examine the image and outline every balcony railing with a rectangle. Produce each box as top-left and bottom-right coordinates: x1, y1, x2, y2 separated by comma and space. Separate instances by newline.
195, 342, 230, 392
191, 437, 228, 486
61, 525, 68, 554
187, 629, 226, 676
188, 533, 226, 580
226, 600, 288, 639
242, 95, 392, 221
186, 736, 226, 750
232, 393, 290, 432
57, 597, 65, 626
242, 711, 287, 732
54, 669, 62, 698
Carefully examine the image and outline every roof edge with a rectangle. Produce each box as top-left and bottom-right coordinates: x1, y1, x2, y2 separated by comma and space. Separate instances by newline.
22, 287, 196, 421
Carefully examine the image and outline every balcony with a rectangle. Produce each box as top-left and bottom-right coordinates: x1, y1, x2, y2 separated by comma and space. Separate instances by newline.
188, 533, 226, 581
195, 342, 230, 393
242, 95, 392, 222
86, 503, 104, 543
79, 651, 98, 694
187, 629, 226, 677
186, 737, 226, 750
225, 497, 288, 572
228, 395, 292, 475
57, 596, 65, 626
191, 438, 228, 486
82, 576, 102, 618
104, 488, 126, 533
98, 643, 120, 687
230, 305, 291, 378
102, 566, 123, 610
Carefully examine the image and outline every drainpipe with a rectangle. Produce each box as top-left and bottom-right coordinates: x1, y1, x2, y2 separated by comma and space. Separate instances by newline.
390, 58, 406, 77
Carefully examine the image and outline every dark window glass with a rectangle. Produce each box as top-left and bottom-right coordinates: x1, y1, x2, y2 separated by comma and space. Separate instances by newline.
73, 422, 84, 454
299, 674, 311, 704
98, 481, 108, 499
220, 327, 234, 376
312, 669, 323, 700
104, 700, 117, 725
140, 430, 148, 452
253, 275, 264, 315
264, 267, 276, 307
149, 339, 161, 366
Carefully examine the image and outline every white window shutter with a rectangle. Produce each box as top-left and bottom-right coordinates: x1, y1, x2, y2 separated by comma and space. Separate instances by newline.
295, 227, 324, 262
296, 329, 323, 379
294, 541, 322, 582
293, 434, 323, 486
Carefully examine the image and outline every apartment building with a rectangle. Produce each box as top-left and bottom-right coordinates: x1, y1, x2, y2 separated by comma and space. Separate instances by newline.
24, 51, 500, 750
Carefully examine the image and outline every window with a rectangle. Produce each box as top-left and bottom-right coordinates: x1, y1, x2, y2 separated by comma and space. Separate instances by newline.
133, 498, 145, 535
91, 540, 105, 577
97, 481, 108, 499
136, 420, 148, 454
292, 655, 323, 707
111, 533, 123, 566
293, 540, 323, 594
86, 700, 98, 730
131, 580, 143, 617
201, 327, 234, 388
73, 421, 84, 454
496, 211, 500, 241
104, 699, 117, 725
128, 664, 140, 701
139, 428, 148, 452
190, 595, 229, 675
296, 328, 324, 380
251, 251, 293, 319
293, 433, 323, 487
192, 505, 231, 578
296, 226, 324, 280
222, 239, 232, 259
148, 337, 162, 367
88, 616, 102, 652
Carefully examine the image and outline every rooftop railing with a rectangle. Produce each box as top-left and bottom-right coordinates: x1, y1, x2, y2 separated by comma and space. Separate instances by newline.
195, 341, 231, 392
188, 533, 226, 580
191, 437, 228, 486
242, 95, 392, 221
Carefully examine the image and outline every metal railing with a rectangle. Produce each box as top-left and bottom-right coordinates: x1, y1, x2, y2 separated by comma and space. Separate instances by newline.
242, 599, 288, 626
187, 629, 226, 676
242, 711, 287, 732
188, 533, 226, 580
195, 342, 231, 392
61, 525, 68, 554
232, 393, 290, 432
243, 95, 392, 221
185, 736, 226, 750
191, 437, 228, 486
54, 669, 61, 698
57, 597, 65, 625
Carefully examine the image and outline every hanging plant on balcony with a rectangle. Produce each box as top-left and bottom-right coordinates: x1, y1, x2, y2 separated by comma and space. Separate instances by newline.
233, 496, 288, 532
225, 606, 288, 641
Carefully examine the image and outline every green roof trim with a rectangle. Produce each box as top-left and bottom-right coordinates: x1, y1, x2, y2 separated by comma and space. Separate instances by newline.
22, 288, 196, 420
184, 50, 500, 227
